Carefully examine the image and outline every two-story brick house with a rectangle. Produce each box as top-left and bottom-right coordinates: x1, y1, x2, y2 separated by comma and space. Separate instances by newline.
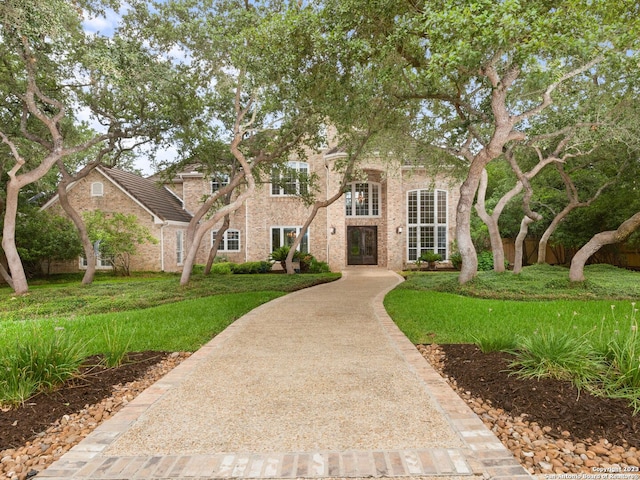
43, 146, 460, 274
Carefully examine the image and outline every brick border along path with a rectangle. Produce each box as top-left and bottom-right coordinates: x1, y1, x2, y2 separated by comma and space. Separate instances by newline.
38, 267, 532, 480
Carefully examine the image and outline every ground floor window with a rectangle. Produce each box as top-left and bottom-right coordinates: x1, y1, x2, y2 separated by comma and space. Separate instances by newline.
271, 226, 309, 253
80, 255, 113, 269
176, 230, 184, 265
407, 189, 448, 261
211, 229, 241, 252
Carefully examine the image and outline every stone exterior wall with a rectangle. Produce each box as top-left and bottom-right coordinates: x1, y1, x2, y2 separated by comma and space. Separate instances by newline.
46, 170, 190, 274
42, 151, 462, 275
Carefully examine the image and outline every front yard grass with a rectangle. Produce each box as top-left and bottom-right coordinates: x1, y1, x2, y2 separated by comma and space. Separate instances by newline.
385, 263, 640, 344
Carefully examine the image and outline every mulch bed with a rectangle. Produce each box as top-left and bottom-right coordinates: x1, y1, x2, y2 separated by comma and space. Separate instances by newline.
441, 343, 640, 447
2, 345, 640, 456
0, 351, 168, 451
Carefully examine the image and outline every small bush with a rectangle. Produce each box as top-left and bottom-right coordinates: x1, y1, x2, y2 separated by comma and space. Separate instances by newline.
449, 252, 462, 270
308, 258, 330, 273
0, 328, 86, 408
473, 335, 517, 353
101, 320, 132, 368
210, 262, 234, 275
191, 264, 205, 275
230, 261, 272, 274
477, 251, 495, 271
510, 329, 605, 391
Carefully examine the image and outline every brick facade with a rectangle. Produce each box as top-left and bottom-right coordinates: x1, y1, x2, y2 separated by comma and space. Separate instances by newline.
44, 150, 461, 274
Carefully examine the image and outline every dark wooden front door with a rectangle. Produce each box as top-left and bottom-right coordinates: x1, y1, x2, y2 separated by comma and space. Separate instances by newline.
347, 226, 378, 265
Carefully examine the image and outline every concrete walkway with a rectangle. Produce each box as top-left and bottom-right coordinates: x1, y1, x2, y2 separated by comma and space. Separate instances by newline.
38, 268, 532, 480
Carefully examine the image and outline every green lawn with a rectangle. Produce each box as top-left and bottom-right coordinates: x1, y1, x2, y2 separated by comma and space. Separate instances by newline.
384, 264, 640, 344
0, 272, 341, 354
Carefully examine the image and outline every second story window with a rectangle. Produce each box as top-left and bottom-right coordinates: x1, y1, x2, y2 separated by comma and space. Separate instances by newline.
345, 182, 380, 217
211, 174, 230, 193
271, 161, 309, 196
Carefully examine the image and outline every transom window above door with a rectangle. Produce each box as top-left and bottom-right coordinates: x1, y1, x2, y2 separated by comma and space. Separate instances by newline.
345, 182, 380, 217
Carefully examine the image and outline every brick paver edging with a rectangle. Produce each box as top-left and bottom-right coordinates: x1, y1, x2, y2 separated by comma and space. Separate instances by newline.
372, 272, 534, 480
37, 271, 533, 480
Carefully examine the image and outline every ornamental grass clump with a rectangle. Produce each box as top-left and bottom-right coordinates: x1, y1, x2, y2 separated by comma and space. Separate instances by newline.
0, 327, 86, 408
600, 303, 640, 411
509, 328, 606, 392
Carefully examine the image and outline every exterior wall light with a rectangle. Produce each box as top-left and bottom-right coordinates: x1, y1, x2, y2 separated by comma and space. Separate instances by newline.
330, 227, 336, 235
396, 226, 403, 234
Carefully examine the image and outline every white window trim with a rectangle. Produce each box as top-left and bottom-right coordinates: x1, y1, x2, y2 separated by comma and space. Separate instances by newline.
211, 229, 241, 252
406, 189, 448, 262
79, 255, 113, 270
210, 174, 230, 194
345, 182, 381, 218
176, 230, 184, 265
271, 161, 309, 196
91, 182, 104, 197
270, 226, 310, 253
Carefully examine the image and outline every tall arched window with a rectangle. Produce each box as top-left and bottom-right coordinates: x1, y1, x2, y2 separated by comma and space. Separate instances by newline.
345, 182, 380, 217
407, 189, 448, 261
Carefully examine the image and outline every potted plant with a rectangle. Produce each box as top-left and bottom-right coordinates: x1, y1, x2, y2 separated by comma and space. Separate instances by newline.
419, 251, 442, 270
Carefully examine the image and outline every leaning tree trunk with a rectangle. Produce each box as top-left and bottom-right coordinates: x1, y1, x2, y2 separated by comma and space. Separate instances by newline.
56, 178, 97, 284
569, 211, 640, 282
513, 215, 536, 274
204, 215, 230, 274
475, 168, 514, 272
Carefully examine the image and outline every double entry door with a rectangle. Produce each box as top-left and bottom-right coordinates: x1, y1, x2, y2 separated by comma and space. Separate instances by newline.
347, 226, 378, 265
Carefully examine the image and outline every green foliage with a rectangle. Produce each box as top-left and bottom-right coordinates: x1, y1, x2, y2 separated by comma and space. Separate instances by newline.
510, 330, 605, 391
83, 211, 158, 276
230, 261, 272, 274
209, 262, 234, 275
307, 258, 330, 274
449, 252, 462, 270
0, 272, 341, 321
473, 335, 517, 354
15, 209, 82, 275
0, 326, 85, 408
269, 246, 300, 271
101, 320, 133, 368
419, 252, 442, 263
476, 251, 495, 271
598, 303, 640, 408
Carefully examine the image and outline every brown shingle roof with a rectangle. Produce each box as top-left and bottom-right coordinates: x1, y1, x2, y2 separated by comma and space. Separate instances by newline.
99, 167, 192, 224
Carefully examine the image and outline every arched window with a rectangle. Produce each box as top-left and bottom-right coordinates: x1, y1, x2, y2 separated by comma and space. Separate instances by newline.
91, 182, 104, 197
345, 182, 380, 217
407, 189, 448, 261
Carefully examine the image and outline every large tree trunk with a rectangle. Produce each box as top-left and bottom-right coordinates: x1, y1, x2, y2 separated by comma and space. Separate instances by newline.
537, 206, 572, 264
475, 168, 513, 272
56, 178, 97, 284
3, 182, 30, 294
569, 211, 640, 282
204, 215, 230, 275
513, 215, 536, 274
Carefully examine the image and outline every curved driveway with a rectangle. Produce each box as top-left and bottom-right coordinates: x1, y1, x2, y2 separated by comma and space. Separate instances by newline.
39, 268, 531, 480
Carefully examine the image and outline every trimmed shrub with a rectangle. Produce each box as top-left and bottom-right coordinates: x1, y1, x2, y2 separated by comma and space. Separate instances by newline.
230, 261, 273, 274
210, 262, 234, 275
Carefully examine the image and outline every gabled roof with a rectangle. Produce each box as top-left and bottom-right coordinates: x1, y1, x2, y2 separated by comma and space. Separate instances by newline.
99, 167, 193, 224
